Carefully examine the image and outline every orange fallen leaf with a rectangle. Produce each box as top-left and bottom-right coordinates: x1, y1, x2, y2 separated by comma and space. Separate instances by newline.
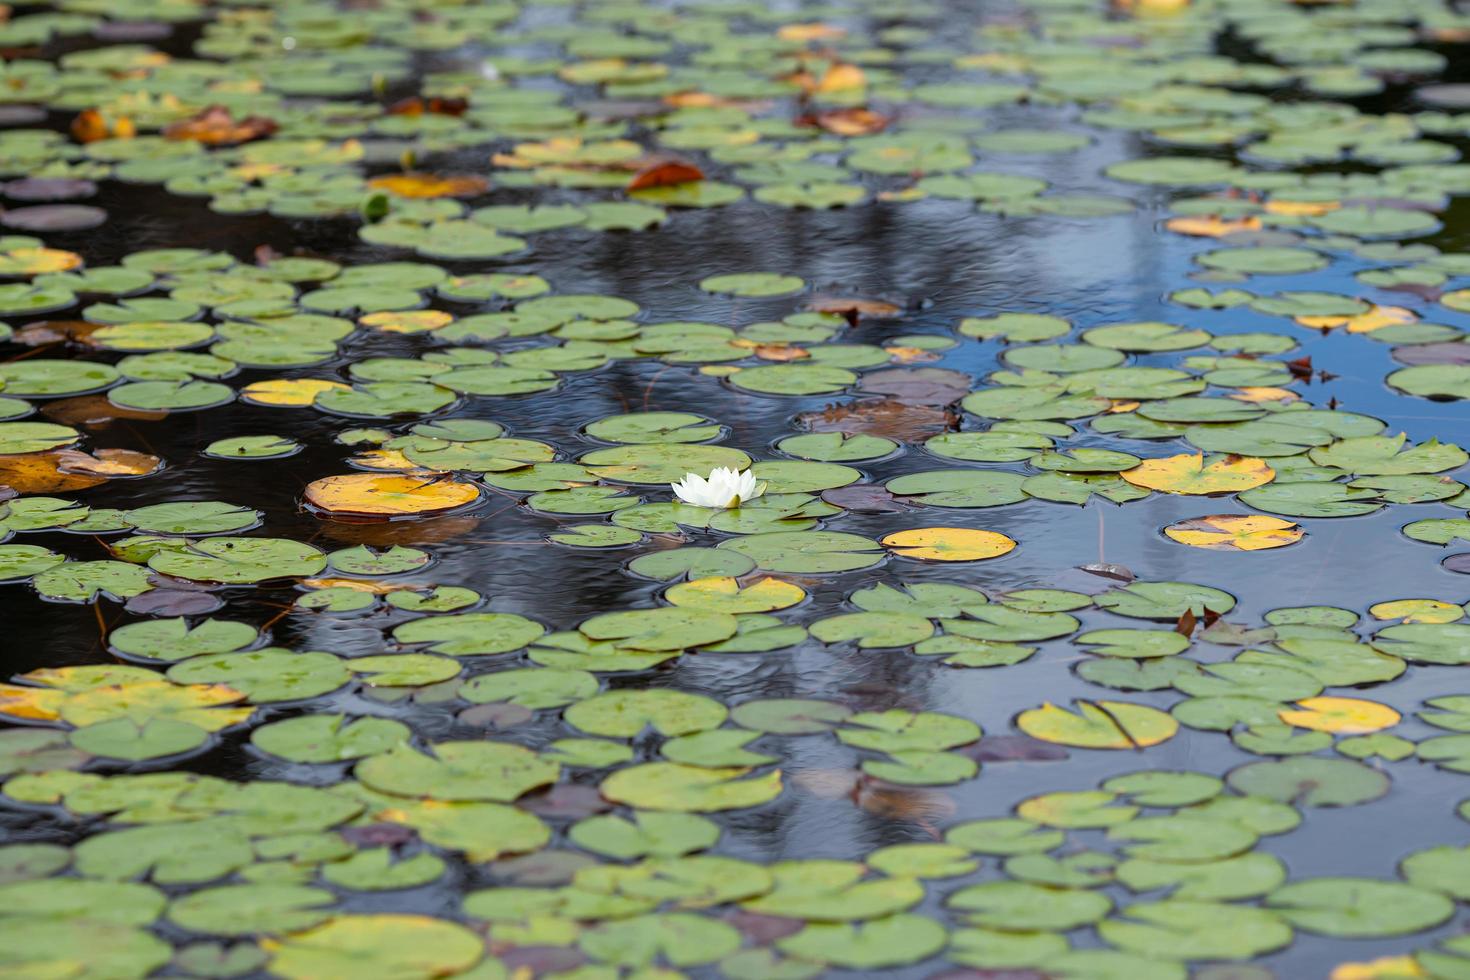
1265, 199, 1339, 217
300, 578, 407, 593
626, 158, 704, 191
807, 107, 891, 136
70, 109, 134, 144
816, 63, 866, 93
163, 105, 278, 146
884, 346, 939, 364
1229, 387, 1299, 403
348, 449, 433, 472
387, 96, 468, 117
777, 22, 847, 41
54, 448, 161, 478
1164, 215, 1263, 238
754, 345, 810, 361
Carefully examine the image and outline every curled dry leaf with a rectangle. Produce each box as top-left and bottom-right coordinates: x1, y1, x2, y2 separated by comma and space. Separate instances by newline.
54, 448, 161, 478
805, 107, 891, 136
808, 296, 902, 320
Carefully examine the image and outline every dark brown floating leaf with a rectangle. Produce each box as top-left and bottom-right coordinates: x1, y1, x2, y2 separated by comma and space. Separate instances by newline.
855, 783, 957, 831
144, 572, 224, 592
1444, 554, 1470, 575
0, 106, 46, 126
491, 851, 598, 886
14, 321, 102, 346
968, 735, 1069, 762
318, 514, 481, 547
496, 947, 587, 975
626, 157, 705, 191
820, 483, 914, 513
1392, 342, 1470, 366
518, 783, 610, 819
387, 96, 468, 117
92, 21, 172, 41
340, 823, 417, 847
1417, 83, 1470, 108
1175, 608, 1197, 637
581, 99, 667, 122
456, 702, 533, 730
163, 105, 279, 146
2, 179, 97, 202
798, 398, 955, 442
725, 910, 805, 944
808, 296, 903, 322
858, 367, 972, 404
1, 205, 107, 232
125, 589, 224, 616
43, 394, 167, 426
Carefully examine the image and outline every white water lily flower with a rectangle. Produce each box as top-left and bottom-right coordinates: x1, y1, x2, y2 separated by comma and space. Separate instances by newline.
670, 467, 766, 508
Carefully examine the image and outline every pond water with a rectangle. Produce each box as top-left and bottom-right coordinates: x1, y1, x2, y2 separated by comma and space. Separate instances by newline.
2, 0, 1470, 977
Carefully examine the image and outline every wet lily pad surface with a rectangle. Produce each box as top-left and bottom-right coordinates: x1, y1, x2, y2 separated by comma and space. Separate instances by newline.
2, 0, 1470, 977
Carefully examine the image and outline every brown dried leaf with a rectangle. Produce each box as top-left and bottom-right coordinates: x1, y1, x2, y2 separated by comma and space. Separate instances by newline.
54, 448, 161, 478
626, 157, 705, 191
797, 398, 955, 442
163, 105, 278, 146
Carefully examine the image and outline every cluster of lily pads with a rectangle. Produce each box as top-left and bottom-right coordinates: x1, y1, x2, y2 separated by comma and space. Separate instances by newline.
2, 0, 1470, 975
8, 576, 1470, 979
